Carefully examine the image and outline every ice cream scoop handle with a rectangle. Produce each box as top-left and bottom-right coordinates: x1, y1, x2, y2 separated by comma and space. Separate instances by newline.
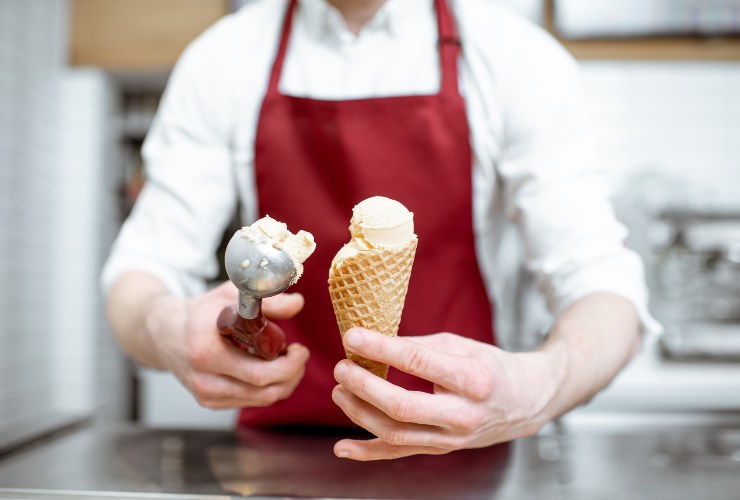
216, 305, 287, 360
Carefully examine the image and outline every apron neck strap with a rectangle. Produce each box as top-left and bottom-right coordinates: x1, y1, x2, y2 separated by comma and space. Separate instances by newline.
267, 0, 298, 95
435, 0, 462, 96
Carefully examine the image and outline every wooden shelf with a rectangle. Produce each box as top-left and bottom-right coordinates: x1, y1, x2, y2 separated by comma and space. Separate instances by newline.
70, 0, 740, 70
559, 36, 740, 61
70, 0, 228, 70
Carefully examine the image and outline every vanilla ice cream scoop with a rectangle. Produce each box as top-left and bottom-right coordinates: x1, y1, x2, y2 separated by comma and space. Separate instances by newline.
350, 196, 415, 248
333, 197, 416, 268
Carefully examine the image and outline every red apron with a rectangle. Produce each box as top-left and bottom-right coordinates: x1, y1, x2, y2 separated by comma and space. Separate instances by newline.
240, 0, 495, 428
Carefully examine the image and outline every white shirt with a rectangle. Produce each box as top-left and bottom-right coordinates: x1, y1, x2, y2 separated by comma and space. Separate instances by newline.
102, 0, 660, 334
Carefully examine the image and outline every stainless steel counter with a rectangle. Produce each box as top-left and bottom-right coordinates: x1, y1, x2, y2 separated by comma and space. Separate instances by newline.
0, 420, 739, 499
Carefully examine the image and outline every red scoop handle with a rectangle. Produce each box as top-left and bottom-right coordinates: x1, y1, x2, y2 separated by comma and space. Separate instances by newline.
216, 305, 287, 360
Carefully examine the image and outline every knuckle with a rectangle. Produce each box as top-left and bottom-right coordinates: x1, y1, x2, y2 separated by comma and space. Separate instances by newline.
356, 375, 370, 400
252, 371, 269, 388
453, 410, 484, 433
254, 385, 284, 407
189, 375, 211, 399
345, 401, 365, 425
246, 367, 270, 388
186, 341, 209, 370
389, 396, 415, 422
464, 366, 496, 401
268, 384, 290, 403
384, 448, 408, 460
383, 428, 408, 446
346, 367, 370, 399
444, 433, 468, 450
401, 346, 430, 375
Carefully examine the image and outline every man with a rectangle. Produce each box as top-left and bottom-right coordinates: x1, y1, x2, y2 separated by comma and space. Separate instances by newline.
103, 0, 659, 461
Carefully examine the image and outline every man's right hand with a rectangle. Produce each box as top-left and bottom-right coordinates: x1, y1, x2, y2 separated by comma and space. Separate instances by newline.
108, 273, 309, 410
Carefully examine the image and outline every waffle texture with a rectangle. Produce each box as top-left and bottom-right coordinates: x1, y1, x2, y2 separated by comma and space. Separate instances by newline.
328, 239, 418, 378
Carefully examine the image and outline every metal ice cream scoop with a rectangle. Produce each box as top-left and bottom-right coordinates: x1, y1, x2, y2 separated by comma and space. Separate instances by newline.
216, 230, 296, 360
224, 230, 298, 318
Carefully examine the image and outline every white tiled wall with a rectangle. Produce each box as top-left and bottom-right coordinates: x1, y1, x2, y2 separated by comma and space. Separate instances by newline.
0, 0, 129, 447
0, 0, 71, 442
511, 60, 740, 412
581, 62, 740, 201
581, 61, 740, 293
503, 60, 740, 347
52, 68, 129, 420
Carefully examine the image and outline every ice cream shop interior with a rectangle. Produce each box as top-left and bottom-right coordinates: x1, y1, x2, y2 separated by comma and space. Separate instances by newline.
2, 0, 740, 498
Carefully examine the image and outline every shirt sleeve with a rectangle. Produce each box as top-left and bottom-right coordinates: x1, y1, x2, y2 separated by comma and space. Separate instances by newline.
101, 21, 238, 298
496, 30, 662, 336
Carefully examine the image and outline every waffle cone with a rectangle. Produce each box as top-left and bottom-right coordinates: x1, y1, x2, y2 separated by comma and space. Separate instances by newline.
328, 239, 418, 379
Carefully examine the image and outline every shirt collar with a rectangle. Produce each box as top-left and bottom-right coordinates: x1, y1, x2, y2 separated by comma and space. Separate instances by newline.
298, 0, 429, 41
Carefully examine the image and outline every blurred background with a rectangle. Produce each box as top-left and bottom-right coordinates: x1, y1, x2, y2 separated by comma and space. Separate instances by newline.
1, 0, 740, 455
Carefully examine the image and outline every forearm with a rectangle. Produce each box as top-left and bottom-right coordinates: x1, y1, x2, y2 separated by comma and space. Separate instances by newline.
106, 271, 183, 370
536, 292, 643, 423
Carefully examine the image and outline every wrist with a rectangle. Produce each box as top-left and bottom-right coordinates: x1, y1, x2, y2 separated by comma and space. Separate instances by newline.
528, 340, 570, 428
142, 294, 185, 370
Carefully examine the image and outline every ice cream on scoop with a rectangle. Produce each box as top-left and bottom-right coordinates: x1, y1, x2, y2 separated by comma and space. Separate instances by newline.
239, 215, 316, 283
220, 216, 315, 360
332, 197, 416, 269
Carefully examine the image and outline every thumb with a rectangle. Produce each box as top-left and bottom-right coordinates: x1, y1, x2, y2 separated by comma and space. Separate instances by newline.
262, 293, 305, 320
209, 280, 239, 301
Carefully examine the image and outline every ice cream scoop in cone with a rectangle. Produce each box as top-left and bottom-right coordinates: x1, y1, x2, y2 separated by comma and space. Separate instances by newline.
328, 197, 418, 378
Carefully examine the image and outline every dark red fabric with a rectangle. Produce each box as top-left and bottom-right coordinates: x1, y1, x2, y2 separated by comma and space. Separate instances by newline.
240, 0, 495, 428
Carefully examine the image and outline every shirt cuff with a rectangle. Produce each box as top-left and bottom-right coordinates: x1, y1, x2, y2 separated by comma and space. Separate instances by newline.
544, 252, 664, 340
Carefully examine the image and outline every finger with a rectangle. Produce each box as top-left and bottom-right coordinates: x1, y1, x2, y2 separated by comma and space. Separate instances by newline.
334, 437, 449, 461
230, 342, 309, 386
237, 374, 306, 408
262, 293, 305, 320
209, 281, 238, 301
194, 374, 302, 409
334, 360, 467, 429
216, 305, 238, 333
213, 341, 310, 387
332, 386, 457, 449
406, 332, 480, 356
342, 328, 479, 397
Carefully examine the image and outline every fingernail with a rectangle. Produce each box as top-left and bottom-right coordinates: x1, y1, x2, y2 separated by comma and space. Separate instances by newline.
332, 387, 345, 403
335, 363, 349, 381
336, 450, 350, 458
289, 344, 310, 359
346, 329, 363, 348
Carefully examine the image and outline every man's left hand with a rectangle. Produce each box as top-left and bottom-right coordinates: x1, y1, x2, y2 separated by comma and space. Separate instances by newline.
331, 328, 563, 461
